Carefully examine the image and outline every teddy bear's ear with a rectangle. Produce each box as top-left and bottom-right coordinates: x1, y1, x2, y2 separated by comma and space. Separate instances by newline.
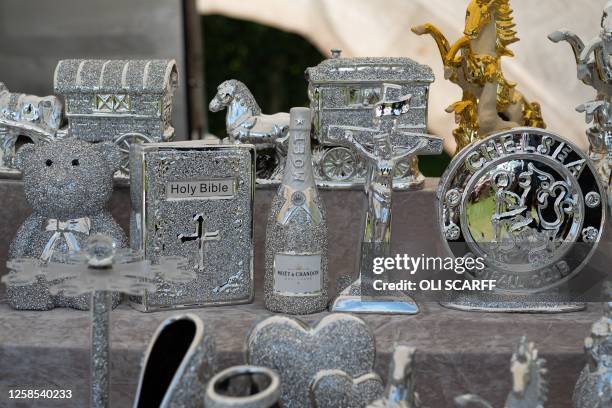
15, 143, 36, 171
96, 142, 122, 173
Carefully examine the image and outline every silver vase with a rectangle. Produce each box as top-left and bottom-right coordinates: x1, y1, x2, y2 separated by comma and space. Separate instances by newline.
133, 314, 216, 408
204, 365, 281, 408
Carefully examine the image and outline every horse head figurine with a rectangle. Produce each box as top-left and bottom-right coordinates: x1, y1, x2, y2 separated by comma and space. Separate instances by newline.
209, 79, 290, 179
412, 0, 545, 155
454, 336, 547, 408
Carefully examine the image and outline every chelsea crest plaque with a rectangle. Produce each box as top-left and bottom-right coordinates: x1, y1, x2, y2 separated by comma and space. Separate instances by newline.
437, 128, 606, 312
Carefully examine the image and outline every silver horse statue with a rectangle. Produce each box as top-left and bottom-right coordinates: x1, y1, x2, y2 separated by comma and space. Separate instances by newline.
454, 336, 548, 408
0, 83, 63, 173
549, 0, 612, 184
209, 79, 289, 179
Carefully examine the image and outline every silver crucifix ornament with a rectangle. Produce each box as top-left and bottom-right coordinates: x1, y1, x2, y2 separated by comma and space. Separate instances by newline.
330, 88, 443, 314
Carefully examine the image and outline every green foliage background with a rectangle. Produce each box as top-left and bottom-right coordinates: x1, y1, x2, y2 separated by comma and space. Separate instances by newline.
202, 15, 450, 176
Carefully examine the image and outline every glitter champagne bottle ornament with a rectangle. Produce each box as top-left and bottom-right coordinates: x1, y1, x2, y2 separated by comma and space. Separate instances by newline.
264, 107, 329, 314
4, 234, 194, 408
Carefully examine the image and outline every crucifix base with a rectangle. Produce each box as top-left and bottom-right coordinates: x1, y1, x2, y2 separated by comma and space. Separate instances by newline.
330, 278, 419, 315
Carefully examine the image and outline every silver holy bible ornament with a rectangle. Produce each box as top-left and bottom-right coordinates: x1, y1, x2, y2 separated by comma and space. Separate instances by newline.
130, 141, 256, 311
264, 107, 329, 314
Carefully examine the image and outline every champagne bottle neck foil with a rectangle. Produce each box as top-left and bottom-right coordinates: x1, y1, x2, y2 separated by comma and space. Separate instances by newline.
277, 107, 322, 225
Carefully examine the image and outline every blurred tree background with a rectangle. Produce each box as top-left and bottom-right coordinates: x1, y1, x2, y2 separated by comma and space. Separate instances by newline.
202, 15, 450, 177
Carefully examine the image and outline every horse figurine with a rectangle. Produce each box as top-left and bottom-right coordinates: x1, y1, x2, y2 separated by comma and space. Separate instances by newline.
454, 336, 548, 408
549, 0, 612, 184
412, 0, 545, 155
0, 83, 63, 173
209, 79, 290, 179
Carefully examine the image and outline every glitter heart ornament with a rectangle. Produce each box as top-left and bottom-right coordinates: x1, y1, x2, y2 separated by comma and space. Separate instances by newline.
310, 369, 383, 408
246, 314, 376, 408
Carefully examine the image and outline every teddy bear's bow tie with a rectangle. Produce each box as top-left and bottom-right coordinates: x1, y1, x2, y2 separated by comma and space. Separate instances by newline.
42, 217, 91, 261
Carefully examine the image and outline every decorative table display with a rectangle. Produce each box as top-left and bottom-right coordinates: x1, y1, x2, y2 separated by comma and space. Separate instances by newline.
4, 234, 194, 408
129, 141, 256, 311
1, 1, 612, 406
264, 107, 329, 315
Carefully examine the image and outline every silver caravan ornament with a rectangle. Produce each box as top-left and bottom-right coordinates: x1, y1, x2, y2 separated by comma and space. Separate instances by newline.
54, 59, 179, 175
437, 128, 606, 312
210, 52, 436, 190
306, 52, 435, 190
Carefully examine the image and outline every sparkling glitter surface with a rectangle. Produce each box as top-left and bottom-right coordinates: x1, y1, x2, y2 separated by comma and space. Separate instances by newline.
246, 314, 376, 408
310, 370, 383, 408
7, 139, 126, 310
130, 142, 255, 311
264, 194, 328, 315
54, 59, 178, 143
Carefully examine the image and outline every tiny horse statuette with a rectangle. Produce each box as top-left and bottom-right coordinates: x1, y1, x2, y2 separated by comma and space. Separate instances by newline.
573, 282, 612, 408
0, 83, 63, 172
454, 336, 548, 408
209, 79, 289, 179
549, 0, 612, 184
412, 0, 545, 155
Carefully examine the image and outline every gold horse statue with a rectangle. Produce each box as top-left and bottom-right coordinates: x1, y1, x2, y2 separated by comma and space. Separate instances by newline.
412, 0, 545, 154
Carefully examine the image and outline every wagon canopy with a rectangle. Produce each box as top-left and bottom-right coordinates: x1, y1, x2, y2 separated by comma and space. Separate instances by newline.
305, 57, 434, 84
53, 59, 177, 96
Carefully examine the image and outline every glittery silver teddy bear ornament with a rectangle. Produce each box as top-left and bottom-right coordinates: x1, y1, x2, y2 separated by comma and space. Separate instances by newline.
6, 138, 127, 310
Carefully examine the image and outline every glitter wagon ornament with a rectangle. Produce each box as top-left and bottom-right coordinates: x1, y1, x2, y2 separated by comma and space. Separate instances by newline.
412, 0, 545, 155
129, 141, 255, 311
246, 314, 376, 408
306, 51, 435, 190
437, 128, 607, 313
4, 234, 194, 408
549, 1, 612, 185
6, 139, 126, 311
330, 89, 443, 314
